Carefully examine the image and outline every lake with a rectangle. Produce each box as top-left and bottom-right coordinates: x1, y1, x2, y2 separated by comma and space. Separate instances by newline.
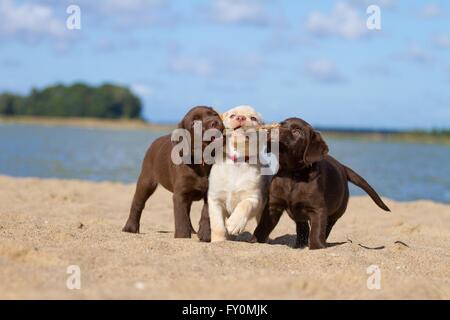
0, 124, 449, 203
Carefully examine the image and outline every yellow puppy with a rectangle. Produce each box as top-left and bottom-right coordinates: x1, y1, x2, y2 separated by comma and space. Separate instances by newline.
208, 105, 271, 241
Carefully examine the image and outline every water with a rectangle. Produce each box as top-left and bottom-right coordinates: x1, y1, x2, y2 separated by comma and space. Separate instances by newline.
0, 124, 449, 203
0, 124, 156, 183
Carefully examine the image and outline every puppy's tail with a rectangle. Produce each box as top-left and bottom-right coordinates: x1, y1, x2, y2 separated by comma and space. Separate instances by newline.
344, 166, 391, 212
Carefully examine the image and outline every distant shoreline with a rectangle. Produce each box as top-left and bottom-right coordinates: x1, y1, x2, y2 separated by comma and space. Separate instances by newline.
322, 131, 450, 146
1, 116, 449, 145
0, 115, 175, 131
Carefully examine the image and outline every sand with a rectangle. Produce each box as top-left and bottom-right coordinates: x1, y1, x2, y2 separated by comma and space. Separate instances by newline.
0, 174, 449, 300
0, 116, 175, 131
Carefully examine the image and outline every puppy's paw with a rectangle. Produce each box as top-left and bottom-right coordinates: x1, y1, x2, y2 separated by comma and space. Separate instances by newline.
211, 232, 227, 242
122, 221, 140, 233
226, 215, 248, 236
197, 224, 211, 242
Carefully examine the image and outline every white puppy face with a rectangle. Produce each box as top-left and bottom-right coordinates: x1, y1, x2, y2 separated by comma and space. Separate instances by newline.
222, 105, 263, 159
221, 105, 263, 130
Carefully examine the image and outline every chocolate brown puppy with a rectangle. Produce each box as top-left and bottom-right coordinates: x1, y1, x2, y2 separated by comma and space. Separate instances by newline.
253, 118, 390, 249
122, 106, 224, 241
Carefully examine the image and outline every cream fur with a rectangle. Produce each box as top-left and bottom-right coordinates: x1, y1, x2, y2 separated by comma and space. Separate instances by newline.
208, 105, 270, 242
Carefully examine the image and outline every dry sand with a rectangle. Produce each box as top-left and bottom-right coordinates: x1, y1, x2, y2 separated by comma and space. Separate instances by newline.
0, 116, 175, 131
0, 175, 449, 299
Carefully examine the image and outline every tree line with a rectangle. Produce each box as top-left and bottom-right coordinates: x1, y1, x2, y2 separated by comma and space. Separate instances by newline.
0, 83, 142, 119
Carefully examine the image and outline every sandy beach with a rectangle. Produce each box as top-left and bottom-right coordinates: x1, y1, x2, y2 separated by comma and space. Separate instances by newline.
0, 116, 175, 132
0, 174, 449, 299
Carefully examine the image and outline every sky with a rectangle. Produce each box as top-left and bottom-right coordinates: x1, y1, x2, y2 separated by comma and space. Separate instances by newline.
0, 0, 449, 129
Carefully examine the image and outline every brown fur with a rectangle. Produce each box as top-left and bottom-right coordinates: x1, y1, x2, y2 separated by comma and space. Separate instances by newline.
122, 106, 224, 241
253, 118, 390, 249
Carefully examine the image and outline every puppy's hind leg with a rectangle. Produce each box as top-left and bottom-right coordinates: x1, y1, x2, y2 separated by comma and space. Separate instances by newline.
309, 209, 328, 250
123, 174, 158, 233
173, 193, 193, 238
325, 217, 338, 240
326, 204, 346, 240
295, 221, 309, 248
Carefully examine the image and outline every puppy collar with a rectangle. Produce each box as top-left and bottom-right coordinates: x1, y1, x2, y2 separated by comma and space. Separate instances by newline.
228, 154, 250, 163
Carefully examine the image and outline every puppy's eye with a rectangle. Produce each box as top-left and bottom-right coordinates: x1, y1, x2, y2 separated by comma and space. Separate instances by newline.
230, 114, 235, 119
292, 129, 304, 138
250, 116, 258, 122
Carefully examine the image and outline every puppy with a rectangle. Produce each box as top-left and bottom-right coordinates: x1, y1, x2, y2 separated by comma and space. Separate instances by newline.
122, 106, 224, 241
253, 118, 390, 249
208, 105, 271, 242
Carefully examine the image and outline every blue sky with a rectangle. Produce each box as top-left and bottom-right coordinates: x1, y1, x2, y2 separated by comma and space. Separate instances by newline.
0, 0, 449, 129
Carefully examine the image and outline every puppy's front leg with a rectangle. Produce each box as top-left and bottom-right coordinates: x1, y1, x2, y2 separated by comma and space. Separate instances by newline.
197, 198, 211, 242
252, 204, 283, 243
226, 199, 259, 236
208, 198, 227, 242
173, 193, 193, 238
123, 174, 158, 233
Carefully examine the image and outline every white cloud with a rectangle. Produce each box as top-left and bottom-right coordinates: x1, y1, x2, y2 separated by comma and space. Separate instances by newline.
165, 50, 265, 80
131, 83, 155, 98
305, 2, 368, 40
216, 52, 265, 79
432, 34, 450, 49
0, 0, 67, 43
419, 3, 445, 18
97, 0, 165, 12
167, 55, 214, 77
400, 45, 433, 64
87, 0, 165, 17
304, 59, 344, 83
349, 0, 394, 8
209, 0, 270, 26
75, 0, 176, 27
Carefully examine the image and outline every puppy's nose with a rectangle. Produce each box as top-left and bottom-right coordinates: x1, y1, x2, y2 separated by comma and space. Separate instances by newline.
236, 115, 246, 122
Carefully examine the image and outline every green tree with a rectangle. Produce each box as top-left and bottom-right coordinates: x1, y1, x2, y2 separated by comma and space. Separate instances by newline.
0, 83, 143, 119
0, 93, 27, 115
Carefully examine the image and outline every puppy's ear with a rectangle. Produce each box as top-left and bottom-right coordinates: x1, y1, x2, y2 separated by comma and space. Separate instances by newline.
220, 111, 228, 121
303, 130, 328, 165
172, 121, 192, 161
173, 118, 191, 145
256, 112, 264, 125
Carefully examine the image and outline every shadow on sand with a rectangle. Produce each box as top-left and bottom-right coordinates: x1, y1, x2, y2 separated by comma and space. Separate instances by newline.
234, 232, 347, 249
